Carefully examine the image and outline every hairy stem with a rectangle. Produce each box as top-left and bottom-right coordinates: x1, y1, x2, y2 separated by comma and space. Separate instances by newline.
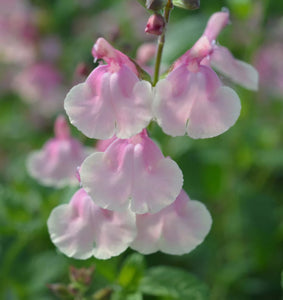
152, 0, 173, 86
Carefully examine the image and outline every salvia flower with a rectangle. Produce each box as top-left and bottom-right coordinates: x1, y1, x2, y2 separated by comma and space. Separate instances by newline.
80, 130, 183, 214
131, 189, 212, 255
47, 188, 136, 259
27, 116, 90, 188
64, 38, 153, 140
13, 62, 65, 116
153, 11, 257, 139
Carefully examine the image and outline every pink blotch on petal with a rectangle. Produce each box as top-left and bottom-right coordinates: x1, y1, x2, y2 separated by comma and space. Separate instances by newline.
131, 189, 212, 255
47, 188, 136, 259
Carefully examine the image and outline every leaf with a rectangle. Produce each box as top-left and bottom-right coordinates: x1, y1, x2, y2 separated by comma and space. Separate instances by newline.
129, 57, 152, 83
117, 254, 145, 292
111, 290, 143, 300
173, 0, 200, 10
139, 266, 209, 300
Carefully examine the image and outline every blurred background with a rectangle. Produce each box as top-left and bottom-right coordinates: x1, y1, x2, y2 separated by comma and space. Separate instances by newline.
0, 0, 282, 299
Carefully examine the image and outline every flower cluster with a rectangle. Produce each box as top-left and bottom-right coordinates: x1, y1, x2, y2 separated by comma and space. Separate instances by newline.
29, 11, 258, 259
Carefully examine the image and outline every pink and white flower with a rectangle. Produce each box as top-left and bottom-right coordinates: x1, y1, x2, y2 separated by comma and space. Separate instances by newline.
0, 0, 36, 65
47, 188, 136, 259
153, 11, 258, 139
131, 189, 212, 255
27, 116, 90, 188
13, 62, 65, 116
80, 130, 183, 214
64, 38, 153, 140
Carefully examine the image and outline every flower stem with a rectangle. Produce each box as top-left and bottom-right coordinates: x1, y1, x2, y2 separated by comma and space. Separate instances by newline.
152, 0, 173, 86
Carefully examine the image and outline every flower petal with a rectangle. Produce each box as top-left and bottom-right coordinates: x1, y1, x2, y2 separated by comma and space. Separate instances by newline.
153, 65, 194, 137
64, 66, 116, 140
131, 141, 183, 214
81, 132, 183, 214
210, 45, 259, 90
47, 189, 136, 260
80, 139, 133, 211
129, 213, 163, 254
27, 138, 88, 187
186, 67, 241, 138
93, 208, 137, 259
110, 66, 153, 139
47, 189, 98, 259
203, 11, 229, 42
131, 190, 212, 255
160, 191, 212, 255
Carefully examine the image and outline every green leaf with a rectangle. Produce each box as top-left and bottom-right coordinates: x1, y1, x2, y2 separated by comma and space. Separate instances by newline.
129, 58, 152, 83
139, 266, 209, 300
172, 0, 200, 10
111, 290, 143, 300
146, 0, 167, 10
117, 254, 145, 292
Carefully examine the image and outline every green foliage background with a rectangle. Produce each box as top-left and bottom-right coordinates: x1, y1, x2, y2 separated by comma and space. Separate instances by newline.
0, 0, 282, 299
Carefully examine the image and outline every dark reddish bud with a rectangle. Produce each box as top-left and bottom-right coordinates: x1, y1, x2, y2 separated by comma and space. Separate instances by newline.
146, 0, 166, 10
69, 266, 95, 286
75, 63, 89, 77
145, 14, 165, 36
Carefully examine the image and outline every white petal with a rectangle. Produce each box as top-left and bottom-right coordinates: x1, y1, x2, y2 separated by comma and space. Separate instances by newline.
131, 145, 183, 214
80, 141, 134, 211
211, 46, 259, 91
47, 189, 136, 260
64, 74, 116, 140
111, 66, 153, 139
187, 85, 241, 139
131, 190, 212, 255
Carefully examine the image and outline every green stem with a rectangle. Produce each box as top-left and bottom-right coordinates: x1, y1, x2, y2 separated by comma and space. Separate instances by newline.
152, 0, 173, 86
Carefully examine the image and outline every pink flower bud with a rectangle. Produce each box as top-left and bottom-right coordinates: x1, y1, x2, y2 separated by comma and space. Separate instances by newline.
54, 115, 70, 140
75, 63, 89, 77
145, 14, 165, 36
136, 43, 156, 66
